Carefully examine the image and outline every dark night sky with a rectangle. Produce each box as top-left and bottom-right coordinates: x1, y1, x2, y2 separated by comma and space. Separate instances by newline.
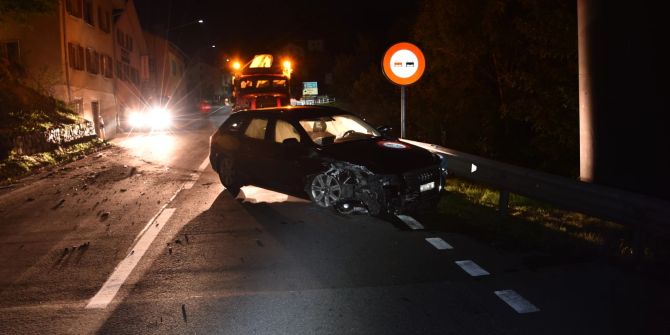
134, 0, 420, 63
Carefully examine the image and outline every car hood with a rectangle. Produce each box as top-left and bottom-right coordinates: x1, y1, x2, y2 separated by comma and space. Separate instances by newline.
315, 139, 437, 174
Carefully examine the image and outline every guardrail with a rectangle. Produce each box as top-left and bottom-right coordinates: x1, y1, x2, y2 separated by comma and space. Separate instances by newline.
401, 139, 670, 236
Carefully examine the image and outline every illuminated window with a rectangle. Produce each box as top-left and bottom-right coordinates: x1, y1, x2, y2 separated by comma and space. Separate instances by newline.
272, 79, 287, 87
256, 80, 269, 88
240, 80, 253, 89
274, 120, 300, 143
249, 54, 272, 68
244, 118, 268, 140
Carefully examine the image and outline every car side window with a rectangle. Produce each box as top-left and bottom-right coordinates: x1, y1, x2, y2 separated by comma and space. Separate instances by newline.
274, 119, 301, 143
226, 118, 245, 133
219, 114, 247, 134
244, 118, 268, 140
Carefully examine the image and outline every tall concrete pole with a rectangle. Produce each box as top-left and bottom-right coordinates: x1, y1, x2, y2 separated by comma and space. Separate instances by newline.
578, 0, 593, 182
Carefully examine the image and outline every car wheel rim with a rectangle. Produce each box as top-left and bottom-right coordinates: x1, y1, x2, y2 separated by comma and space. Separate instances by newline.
311, 174, 342, 207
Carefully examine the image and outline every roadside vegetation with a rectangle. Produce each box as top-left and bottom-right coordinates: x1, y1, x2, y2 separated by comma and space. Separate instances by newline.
0, 50, 107, 185
421, 178, 669, 272
0, 139, 109, 185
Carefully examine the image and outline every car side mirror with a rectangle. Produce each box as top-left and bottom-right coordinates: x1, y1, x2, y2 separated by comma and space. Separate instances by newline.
376, 125, 393, 136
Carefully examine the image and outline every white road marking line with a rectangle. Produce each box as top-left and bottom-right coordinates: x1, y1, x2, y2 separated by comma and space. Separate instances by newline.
132, 186, 183, 245
397, 214, 424, 230
183, 174, 199, 190
425, 237, 453, 250
197, 156, 210, 172
86, 208, 177, 309
455, 260, 490, 276
495, 290, 540, 314
183, 157, 210, 190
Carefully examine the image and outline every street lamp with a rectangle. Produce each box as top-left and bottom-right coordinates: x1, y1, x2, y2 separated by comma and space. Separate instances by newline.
166, 18, 204, 32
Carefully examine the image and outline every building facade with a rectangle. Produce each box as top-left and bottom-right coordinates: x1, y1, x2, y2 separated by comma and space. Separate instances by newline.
143, 31, 188, 113
0, 0, 147, 138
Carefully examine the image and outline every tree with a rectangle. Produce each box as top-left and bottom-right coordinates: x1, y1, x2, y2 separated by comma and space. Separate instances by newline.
411, 0, 578, 175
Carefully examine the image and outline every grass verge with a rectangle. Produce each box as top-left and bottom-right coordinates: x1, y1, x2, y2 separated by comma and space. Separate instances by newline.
0, 138, 109, 185
419, 178, 669, 271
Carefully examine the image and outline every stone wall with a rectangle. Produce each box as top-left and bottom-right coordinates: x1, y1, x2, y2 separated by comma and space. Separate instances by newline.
0, 121, 96, 158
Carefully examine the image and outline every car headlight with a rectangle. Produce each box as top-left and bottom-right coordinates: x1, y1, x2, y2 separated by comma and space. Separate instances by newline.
148, 106, 172, 130
129, 111, 146, 128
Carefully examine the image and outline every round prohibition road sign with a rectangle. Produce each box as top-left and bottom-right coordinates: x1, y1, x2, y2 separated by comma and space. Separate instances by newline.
382, 42, 425, 86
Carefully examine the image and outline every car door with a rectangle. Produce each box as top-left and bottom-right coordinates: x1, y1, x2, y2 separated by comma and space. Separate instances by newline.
265, 117, 310, 195
238, 116, 273, 187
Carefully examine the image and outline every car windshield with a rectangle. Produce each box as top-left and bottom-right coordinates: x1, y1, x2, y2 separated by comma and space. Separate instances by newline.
298, 114, 381, 146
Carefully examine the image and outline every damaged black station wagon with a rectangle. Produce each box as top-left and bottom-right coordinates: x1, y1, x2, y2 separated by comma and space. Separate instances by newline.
209, 106, 447, 215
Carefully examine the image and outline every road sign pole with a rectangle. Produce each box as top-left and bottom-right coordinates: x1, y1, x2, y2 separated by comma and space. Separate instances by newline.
382, 42, 425, 139
401, 86, 406, 138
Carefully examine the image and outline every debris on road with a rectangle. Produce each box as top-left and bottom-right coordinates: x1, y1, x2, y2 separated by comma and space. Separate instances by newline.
100, 212, 110, 220
52, 198, 65, 209
256, 239, 264, 247
181, 304, 187, 323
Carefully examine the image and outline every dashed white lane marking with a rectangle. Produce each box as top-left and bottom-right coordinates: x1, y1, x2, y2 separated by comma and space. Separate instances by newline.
86, 208, 177, 309
425, 237, 453, 250
184, 157, 210, 190
197, 156, 210, 171
495, 290, 540, 314
397, 214, 424, 230
455, 260, 490, 277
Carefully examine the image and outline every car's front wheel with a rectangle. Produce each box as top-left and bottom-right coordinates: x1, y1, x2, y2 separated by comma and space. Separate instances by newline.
308, 173, 343, 207
217, 155, 242, 197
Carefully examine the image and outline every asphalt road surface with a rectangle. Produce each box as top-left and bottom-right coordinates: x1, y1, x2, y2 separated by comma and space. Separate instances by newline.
0, 107, 668, 334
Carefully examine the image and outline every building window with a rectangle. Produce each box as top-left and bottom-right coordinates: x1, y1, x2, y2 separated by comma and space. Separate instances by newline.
131, 67, 139, 85
66, 0, 82, 18
148, 58, 156, 74
101, 54, 113, 78
83, 0, 94, 26
117, 30, 124, 46
70, 98, 84, 116
85, 48, 100, 74
123, 63, 129, 81
0, 41, 20, 64
98, 7, 111, 33
68, 42, 85, 70
115, 60, 122, 78
124, 35, 133, 51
